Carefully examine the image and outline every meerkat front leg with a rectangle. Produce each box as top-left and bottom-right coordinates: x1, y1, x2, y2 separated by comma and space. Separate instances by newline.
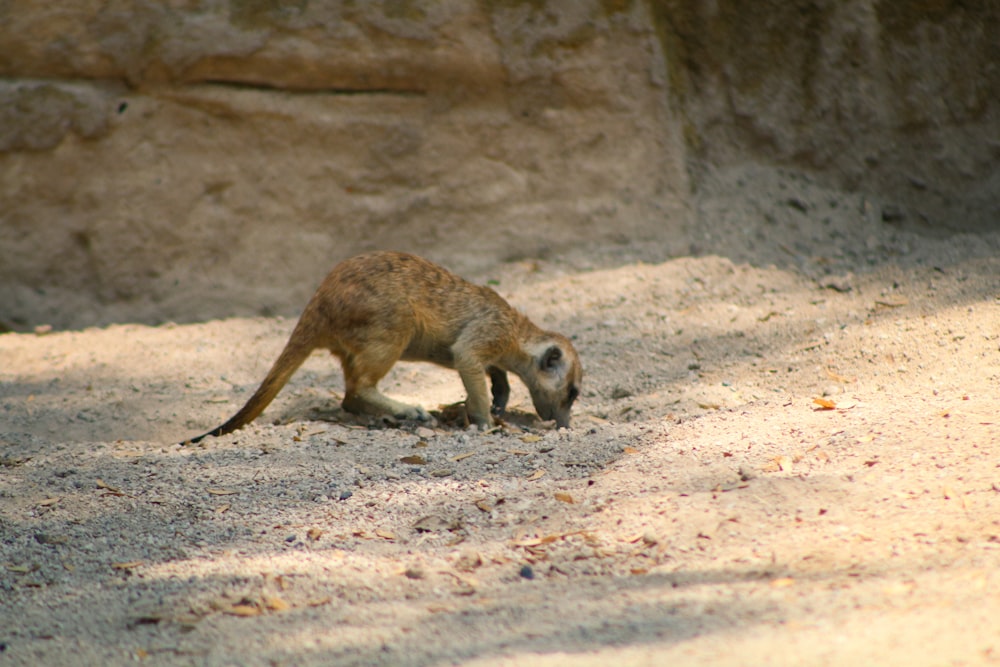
489, 366, 510, 417
449, 339, 493, 426
457, 365, 493, 426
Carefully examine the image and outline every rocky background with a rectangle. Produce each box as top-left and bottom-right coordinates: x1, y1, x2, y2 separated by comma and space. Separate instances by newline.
1, 0, 997, 331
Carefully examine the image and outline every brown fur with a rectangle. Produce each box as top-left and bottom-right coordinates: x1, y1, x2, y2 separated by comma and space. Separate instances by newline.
183, 251, 582, 443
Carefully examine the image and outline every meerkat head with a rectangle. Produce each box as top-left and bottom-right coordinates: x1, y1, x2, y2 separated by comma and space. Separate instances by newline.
526, 335, 582, 428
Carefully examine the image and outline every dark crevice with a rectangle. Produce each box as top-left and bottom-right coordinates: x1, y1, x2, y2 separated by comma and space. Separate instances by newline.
199, 79, 427, 97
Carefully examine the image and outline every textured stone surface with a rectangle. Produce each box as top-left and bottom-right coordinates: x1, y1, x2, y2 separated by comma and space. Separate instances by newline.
653, 0, 1000, 231
1, 1, 997, 330
0, 1, 686, 330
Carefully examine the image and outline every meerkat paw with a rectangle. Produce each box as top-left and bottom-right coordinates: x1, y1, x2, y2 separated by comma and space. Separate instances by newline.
395, 404, 431, 422
343, 389, 431, 423
467, 409, 494, 430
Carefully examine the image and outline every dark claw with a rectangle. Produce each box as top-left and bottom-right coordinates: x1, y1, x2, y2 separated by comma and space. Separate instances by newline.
489, 366, 510, 417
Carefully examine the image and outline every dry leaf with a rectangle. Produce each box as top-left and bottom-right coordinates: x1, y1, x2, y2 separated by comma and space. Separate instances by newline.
474, 499, 493, 513
554, 492, 575, 504
112, 560, 145, 570
226, 604, 261, 617
413, 515, 455, 533
825, 368, 853, 383
206, 488, 238, 496
770, 577, 795, 588
429, 468, 454, 478
508, 449, 531, 456
453, 583, 477, 596
215, 504, 231, 514
37, 497, 60, 507
623, 446, 639, 454
96, 479, 121, 493
400, 455, 426, 465
263, 595, 290, 612
0, 456, 29, 468
512, 537, 544, 547
306, 597, 332, 608
520, 435, 543, 444
526, 469, 546, 481
763, 455, 793, 473
454, 551, 483, 572
630, 568, 649, 575
375, 529, 396, 540
451, 452, 475, 462
813, 397, 836, 410
306, 528, 323, 541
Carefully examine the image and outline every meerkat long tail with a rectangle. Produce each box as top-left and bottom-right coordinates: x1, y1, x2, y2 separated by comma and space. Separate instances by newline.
183, 336, 315, 445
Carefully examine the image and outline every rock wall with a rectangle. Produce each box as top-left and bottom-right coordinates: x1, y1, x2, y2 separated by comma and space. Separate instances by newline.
0, 1, 687, 329
1, 1, 997, 330
654, 0, 1000, 231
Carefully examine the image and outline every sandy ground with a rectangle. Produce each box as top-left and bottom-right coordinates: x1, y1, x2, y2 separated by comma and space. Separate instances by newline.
2, 164, 999, 666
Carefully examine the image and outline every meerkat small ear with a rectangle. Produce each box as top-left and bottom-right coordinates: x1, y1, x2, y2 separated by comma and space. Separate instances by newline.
539, 345, 563, 372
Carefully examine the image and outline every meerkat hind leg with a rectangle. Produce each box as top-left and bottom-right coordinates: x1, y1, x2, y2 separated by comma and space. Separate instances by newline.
339, 349, 430, 422
342, 386, 430, 422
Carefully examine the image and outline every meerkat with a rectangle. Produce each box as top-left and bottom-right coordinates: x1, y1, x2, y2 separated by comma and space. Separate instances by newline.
182, 251, 582, 444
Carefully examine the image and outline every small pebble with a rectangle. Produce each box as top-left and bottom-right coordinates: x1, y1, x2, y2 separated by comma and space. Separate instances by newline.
519, 565, 535, 580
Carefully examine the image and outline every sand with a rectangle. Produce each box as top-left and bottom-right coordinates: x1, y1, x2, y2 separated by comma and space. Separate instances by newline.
2, 164, 999, 666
